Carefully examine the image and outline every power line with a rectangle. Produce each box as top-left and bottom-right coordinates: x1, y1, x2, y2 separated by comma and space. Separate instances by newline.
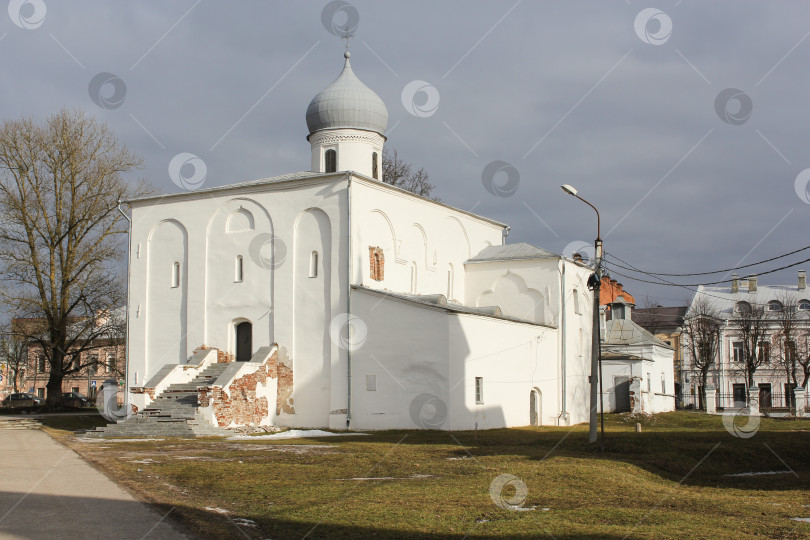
606, 244, 810, 278
604, 252, 810, 287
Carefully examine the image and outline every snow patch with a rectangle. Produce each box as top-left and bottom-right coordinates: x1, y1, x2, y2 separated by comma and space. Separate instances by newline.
205, 507, 230, 515
76, 437, 166, 443
227, 429, 370, 440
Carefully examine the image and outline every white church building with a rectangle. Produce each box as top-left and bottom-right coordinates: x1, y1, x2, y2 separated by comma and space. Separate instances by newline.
122, 51, 595, 433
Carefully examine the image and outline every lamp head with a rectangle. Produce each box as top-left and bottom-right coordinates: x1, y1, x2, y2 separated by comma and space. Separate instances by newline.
561, 184, 578, 196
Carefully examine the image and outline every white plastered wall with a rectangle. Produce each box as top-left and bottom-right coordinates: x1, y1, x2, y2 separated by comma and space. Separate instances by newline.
127, 175, 349, 429
350, 177, 504, 302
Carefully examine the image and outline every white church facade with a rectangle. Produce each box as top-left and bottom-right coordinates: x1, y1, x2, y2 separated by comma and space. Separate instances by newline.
123, 51, 595, 432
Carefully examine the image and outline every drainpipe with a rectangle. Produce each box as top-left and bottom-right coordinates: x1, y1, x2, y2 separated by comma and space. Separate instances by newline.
117, 200, 132, 422
559, 257, 567, 424
346, 173, 352, 430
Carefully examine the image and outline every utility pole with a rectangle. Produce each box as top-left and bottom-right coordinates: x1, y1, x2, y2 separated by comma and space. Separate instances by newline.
561, 184, 603, 446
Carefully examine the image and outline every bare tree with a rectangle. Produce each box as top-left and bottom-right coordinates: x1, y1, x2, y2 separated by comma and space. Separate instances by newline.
729, 301, 770, 393
382, 148, 438, 200
0, 109, 152, 409
795, 330, 810, 391
0, 320, 28, 392
772, 295, 802, 410
635, 296, 668, 335
683, 297, 721, 410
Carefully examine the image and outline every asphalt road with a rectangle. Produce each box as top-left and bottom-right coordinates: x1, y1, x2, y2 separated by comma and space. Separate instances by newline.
0, 418, 194, 540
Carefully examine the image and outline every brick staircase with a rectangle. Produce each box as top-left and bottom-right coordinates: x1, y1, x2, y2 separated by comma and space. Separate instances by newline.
86, 363, 230, 438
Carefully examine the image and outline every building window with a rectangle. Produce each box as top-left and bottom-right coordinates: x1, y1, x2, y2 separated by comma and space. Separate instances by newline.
309, 251, 318, 278
366, 374, 376, 391
369, 247, 385, 281
89, 354, 99, 375
372, 152, 378, 179
732, 341, 744, 363
786, 339, 797, 364
475, 377, 484, 404
573, 289, 581, 314
409, 263, 417, 294
661, 373, 666, 393
235, 255, 244, 282
107, 352, 115, 372
767, 300, 782, 312
171, 261, 180, 288
735, 301, 752, 314
36, 388, 44, 398
800, 300, 810, 311
71, 387, 79, 394
757, 341, 770, 364
325, 149, 337, 173
646, 373, 651, 392
38, 355, 46, 373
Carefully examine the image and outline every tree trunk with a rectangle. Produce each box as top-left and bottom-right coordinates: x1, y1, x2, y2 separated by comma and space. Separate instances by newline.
45, 370, 64, 409
700, 369, 709, 411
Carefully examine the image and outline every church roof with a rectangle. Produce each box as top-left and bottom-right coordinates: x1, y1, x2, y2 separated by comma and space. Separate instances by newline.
602, 318, 672, 349
352, 285, 555, 328
306, 52, 388, 136
466, 242, 558, 264
127, 171, 507, 229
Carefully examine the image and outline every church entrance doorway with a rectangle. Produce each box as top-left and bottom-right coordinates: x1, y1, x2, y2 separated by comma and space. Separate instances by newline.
529, 388, 541, 426
235, 321, 252, 362
614, 377, 631, 412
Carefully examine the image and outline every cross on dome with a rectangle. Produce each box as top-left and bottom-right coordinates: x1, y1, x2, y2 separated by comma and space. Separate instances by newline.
341, 25, 354, 57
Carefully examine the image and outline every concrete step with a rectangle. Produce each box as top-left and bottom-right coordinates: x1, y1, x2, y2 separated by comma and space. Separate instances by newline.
84, 361, 234, 438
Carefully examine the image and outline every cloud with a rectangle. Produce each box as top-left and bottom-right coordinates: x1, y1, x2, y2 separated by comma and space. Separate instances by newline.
3, 0, 809, 304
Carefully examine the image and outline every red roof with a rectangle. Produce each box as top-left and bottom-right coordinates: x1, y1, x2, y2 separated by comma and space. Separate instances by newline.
600, 276, 636, 306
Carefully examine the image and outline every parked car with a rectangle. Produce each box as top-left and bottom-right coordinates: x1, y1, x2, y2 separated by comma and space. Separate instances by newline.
1, 392, 43, 409
62, 392, 89, 408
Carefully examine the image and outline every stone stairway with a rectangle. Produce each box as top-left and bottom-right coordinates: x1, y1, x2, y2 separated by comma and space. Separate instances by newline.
86, 363, 230, 438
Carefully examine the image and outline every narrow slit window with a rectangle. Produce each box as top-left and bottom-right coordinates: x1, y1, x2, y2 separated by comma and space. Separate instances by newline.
410, 263, 417, 293
366, 374, 377, 391
372, 152, 378, 179
235, 255, 244, 282
171, 262, 180, 288
369, 247, 384, 281
325, 149, 337, 173
475, 377, 484, 404
309, 251, 318, 278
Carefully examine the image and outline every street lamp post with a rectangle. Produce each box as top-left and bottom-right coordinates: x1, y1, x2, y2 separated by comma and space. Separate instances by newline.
561, 185, 604, 447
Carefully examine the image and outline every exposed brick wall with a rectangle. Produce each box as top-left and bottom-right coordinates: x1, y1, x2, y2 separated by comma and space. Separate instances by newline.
276, 346, 295, 415
192, 345, 233, 364
198, 346, 294, 427
600, 276, 636, 306
369, 246, 384, 281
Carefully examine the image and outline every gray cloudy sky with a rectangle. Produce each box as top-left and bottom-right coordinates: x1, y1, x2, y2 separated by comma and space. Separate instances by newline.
5, 1, 810, 306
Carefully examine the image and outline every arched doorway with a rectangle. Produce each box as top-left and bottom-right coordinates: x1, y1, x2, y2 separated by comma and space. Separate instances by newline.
530, 388, 541, 426
235, 321, 252, 362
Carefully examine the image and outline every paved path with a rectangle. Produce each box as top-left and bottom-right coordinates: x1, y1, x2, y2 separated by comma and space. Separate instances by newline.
0, 418, 194, 539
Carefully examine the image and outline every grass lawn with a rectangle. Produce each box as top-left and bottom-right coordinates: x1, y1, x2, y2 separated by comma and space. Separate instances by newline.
45, 412, 810, 539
